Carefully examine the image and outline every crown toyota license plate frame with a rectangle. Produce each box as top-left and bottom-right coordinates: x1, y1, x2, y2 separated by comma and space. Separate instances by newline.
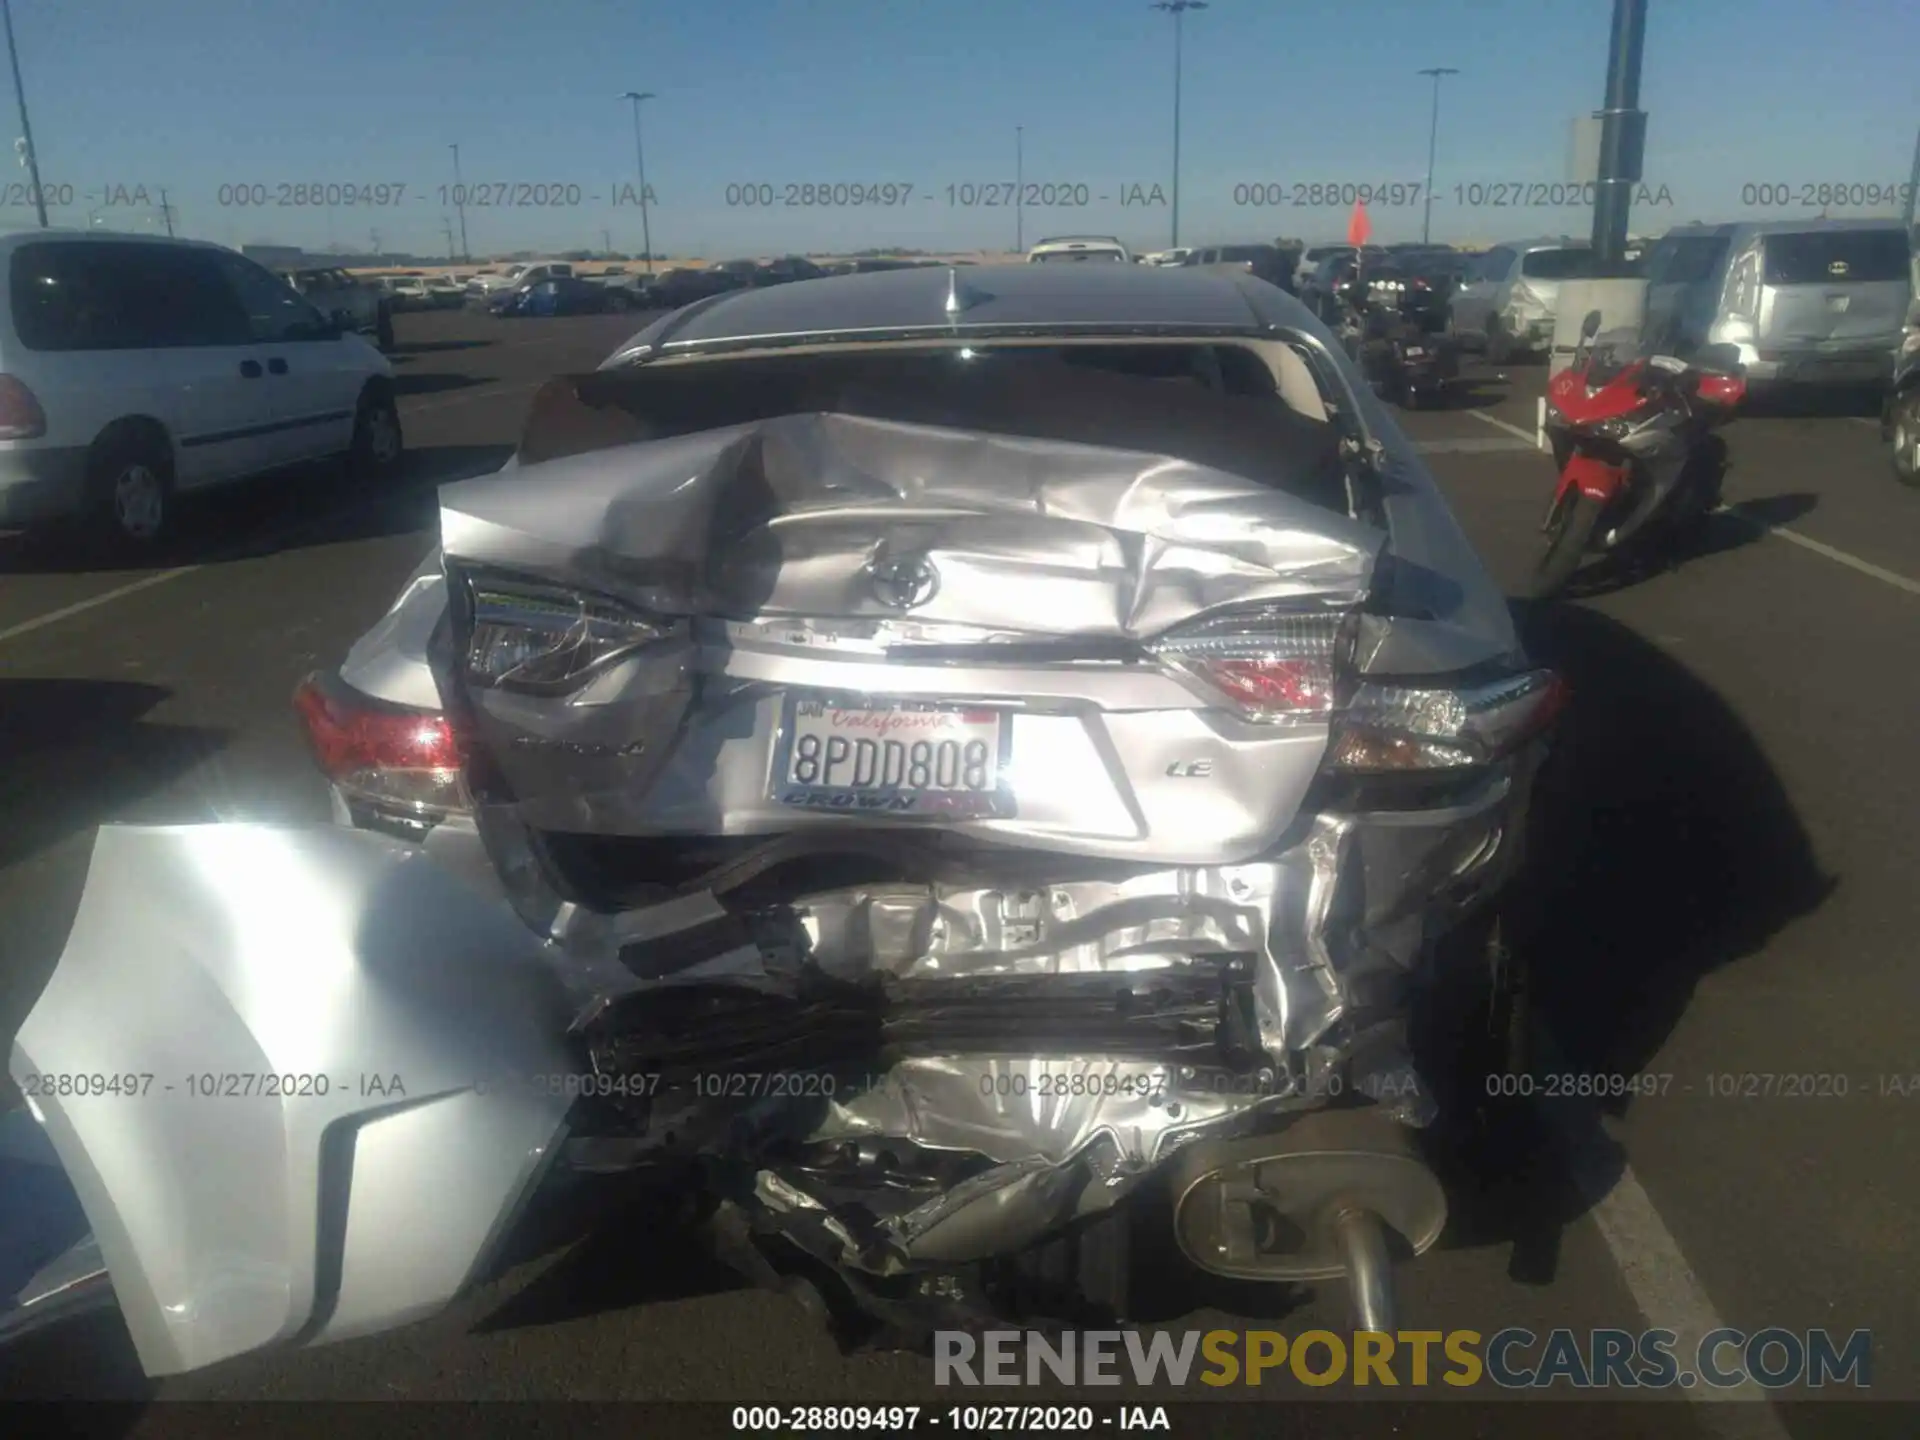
770, 697, 1016, 818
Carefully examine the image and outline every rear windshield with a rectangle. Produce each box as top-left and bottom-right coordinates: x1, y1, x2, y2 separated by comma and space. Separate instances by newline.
1761, 230, 1910, 286
1654, 235, 1728, 283
518, 344, 1349, 516
1305, 247, 1351, 262
1520, 248, 1595, 280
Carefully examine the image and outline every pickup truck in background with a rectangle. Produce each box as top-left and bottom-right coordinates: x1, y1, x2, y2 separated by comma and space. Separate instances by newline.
283, 267, 394, 350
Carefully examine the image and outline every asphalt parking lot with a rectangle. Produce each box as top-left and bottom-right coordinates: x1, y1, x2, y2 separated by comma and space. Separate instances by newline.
1, 306, 1916, 1438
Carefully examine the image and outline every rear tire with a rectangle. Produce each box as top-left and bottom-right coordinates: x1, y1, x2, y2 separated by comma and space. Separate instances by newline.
84, 427, 175, 555
349, 385, 404, 481
1527, 490, 1605, 599
1891, 389, 1920, 488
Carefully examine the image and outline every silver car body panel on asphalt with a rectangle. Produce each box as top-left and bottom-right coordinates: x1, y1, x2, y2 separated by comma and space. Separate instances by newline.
8, 263, 1552, 1372
8, 824, 577, 1375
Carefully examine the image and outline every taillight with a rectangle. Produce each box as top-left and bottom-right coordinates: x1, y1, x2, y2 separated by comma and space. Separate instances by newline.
1328, 670, 1568, 772
1696, 374, 1746, 407
1149, 605, 1349, 723
293, 671, 469, 816
0, 374, 47, 440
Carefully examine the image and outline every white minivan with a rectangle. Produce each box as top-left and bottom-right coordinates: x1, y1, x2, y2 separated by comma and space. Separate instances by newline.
0, 230, 401, 549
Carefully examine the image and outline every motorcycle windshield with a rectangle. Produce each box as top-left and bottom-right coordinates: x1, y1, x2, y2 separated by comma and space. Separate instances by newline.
433, 346, 1387, 862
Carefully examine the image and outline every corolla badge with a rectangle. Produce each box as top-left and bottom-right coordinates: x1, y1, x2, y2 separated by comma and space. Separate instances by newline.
866, 553, 940, 610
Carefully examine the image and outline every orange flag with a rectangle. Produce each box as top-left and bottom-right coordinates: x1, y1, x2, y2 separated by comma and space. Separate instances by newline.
1346, 198, 1373, 247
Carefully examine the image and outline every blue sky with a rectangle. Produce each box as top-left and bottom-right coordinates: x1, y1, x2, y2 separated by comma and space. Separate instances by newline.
4, 0, 1915, 258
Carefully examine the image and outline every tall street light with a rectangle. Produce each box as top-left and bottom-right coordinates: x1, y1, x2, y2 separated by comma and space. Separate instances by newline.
1015, 125, 1024, 253
449, 143, 469, 261
2, 0, 46, 228
1151, 0, 1205, 250
621, 91, 656, 274
1417, 67, 1458, 245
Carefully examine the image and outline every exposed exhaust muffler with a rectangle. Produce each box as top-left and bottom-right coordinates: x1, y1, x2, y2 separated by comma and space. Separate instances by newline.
1167, 1109, 1446, 1332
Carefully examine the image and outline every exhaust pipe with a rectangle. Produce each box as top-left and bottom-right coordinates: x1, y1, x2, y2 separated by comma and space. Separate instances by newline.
1166, 1109, 1445, 1331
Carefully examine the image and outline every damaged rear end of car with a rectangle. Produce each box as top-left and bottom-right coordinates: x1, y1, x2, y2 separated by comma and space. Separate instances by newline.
9, 273, 1564, 1369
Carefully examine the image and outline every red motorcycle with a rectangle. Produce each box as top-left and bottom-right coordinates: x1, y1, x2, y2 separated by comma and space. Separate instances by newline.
1530, 315, 1747, 598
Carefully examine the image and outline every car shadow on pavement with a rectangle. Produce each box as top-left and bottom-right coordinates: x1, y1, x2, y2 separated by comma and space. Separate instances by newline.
1742, 384, 1884, 420
1436, 598, 1836, 1286
0, 680, 231, 877
0, 443, 514, 577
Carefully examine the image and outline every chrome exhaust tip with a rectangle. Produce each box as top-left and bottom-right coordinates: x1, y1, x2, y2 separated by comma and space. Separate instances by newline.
1167, 1110, 1445, 1327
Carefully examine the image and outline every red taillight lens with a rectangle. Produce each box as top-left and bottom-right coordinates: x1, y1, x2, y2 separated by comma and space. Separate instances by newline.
1193, 657, 1337, 713
293, 671, 469, 816
1696, 374, 1745, 407
1149, 606, 1350, 723
0, 374, 47, 440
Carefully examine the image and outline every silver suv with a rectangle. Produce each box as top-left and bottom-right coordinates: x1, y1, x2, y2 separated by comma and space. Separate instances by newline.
1641, 219, 1912, 390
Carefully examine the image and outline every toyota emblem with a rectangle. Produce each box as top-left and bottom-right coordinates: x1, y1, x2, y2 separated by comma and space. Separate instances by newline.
867, 553, 940, 610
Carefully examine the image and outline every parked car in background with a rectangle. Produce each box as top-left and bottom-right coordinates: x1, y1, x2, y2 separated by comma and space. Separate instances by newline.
1640, 219, 1912, 392
465, 261, 577, 301
0, 231, 400, 549
1367, 250, 1473, 332
1298, 247, 1389, 322
423, 276, 466, 309
489, 275, 639, 317
754, 256, 829, 286
381, 276, 433, 312
1879, 315, 1920, 485
1292, 243, 1358, 293
637, 267, 752, 309
285, 266, 393, 350
1446, 239, 1595, 363
1185, 243, 1292, 290
1026, 235, 1132, 264
1142, 247, 1192, 267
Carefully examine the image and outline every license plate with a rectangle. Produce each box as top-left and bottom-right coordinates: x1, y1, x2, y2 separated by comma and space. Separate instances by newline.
773, 699, 1012, 817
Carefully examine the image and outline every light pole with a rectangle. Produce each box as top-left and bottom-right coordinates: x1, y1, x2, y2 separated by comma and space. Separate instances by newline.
449, 144, 470, 261
1417, 67, 1458, 245
1015, 125, 1024, 253
1589, 0, 1649, 275
621, 90, 656, 274
2, 0, 46, 228
1151, 0, 1206, 250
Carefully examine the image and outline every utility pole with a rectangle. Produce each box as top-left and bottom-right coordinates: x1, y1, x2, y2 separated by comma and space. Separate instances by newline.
1015, 125, 1024, 253
158, 186, 176, 237
449, 143, 470, 261
1590, 0, 1648, 275
441, 216, 456, 263
2, 0, 45, 228
1151, 1, 1206, 250
369, 227, 381, 257
602, 226, 612, 258
621, 91, 656, 274
1417, 67, 1458, 245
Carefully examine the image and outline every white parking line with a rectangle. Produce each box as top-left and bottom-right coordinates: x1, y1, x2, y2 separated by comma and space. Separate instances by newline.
1467, 408, 1546, 446
0, 565, 204, 645
1416, 436, 1538, 454
1467, 408, 1920, 597
1529, 1027, 1791, 1434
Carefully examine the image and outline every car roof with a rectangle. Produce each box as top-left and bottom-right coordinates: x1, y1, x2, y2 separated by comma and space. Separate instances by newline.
1656, 217, 1910, 240
1487, 237, 1593, 252
0, 227, 236, 259
609, 263, 1312, 359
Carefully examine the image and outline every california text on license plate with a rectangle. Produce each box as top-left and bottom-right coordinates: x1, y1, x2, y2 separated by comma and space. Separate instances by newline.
773, 699, 1012, 817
